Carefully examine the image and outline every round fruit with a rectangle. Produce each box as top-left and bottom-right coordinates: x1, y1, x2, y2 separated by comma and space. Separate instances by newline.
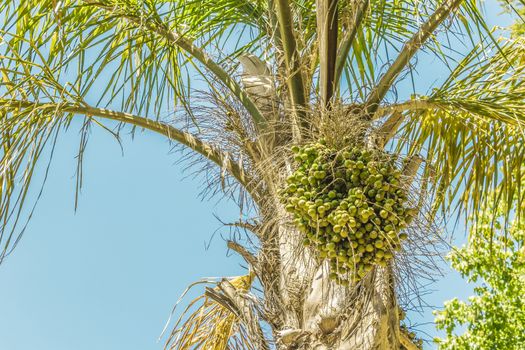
280, 141, 411, 285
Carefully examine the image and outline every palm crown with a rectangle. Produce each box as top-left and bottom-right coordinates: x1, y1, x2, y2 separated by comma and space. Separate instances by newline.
1, 0, 524, 348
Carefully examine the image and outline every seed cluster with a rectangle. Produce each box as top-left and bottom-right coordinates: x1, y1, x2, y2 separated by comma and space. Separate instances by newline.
280, 141, 415, 284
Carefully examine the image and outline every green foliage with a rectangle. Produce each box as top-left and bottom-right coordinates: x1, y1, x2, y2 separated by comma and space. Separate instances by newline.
280, 141, 413, 284
434, 194, 525, 349
396, 38, 525, 222
500, 1, 525, 37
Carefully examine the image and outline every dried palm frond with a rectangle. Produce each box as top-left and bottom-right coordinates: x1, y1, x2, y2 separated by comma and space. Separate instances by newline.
164, 273, 264, 350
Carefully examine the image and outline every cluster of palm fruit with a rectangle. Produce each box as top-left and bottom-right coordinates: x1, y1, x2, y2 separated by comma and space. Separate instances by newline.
280, 140, 416, 284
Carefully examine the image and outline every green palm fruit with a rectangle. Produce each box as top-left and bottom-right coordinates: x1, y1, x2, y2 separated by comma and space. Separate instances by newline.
359, 215, 369, 224
359, 170, 369, 180
365, 244, 374, 252
377, 259, 387, 267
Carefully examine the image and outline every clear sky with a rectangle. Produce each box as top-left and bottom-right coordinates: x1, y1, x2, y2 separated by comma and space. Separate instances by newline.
0, 2, 512, 350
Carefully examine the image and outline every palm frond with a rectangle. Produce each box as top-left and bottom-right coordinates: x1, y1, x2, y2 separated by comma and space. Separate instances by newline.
0, 0, 266, 126
0, 45, 251, 261
365, 0, 464, 116
164, 273, 263, 350
274, 0, 308, 126
391, 37, 525, 224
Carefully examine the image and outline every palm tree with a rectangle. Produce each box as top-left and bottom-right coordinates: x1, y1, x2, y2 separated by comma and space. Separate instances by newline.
1, 0, 524, 349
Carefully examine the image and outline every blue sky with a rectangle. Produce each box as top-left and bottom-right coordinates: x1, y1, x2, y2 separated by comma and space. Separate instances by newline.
0, 2, 513, 349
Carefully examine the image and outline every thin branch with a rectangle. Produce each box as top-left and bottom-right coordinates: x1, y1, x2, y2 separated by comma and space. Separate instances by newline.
0, 99, 252, 191
334, 0, 369, 88
83, 0, 267, 129
227, 240, 258, 268
316, 0, 339, 107
365, 0, 464, 117
274, 0, 307, 125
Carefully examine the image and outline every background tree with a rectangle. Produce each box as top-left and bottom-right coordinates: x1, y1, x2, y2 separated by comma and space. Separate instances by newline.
1, 0, 525, 349
434, 185, 525, 349
501, 0, 525, 35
